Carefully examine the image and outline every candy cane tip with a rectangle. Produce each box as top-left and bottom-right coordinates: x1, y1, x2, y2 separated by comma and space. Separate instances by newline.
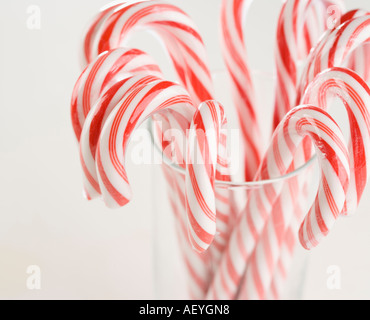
83, 187, 101, 201
103, 196, 131, 209
83, 188, 92, 201
298, 224, 318, 251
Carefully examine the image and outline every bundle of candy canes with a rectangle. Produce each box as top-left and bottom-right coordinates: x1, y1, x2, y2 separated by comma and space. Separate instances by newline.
71, 0, 370, 300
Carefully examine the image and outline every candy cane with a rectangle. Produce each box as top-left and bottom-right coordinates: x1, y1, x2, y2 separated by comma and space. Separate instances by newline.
260, 31, 370, 296
265, 66, 370, 299
153, 110, 214, 299
239, 67, 370, 300
139, 97, 227, 298
267, 179, 310, 300
87, 77, 226, 295
71, 47, 162, 140
262, 15, 370, 298
347, 44, 370, 84
293, 14, 370, 187
269, 67, 370, 299
255, 13, 370, 300
186, 101, 230, 253
302, 67, 370, 215
273, 0, 345, 129
220, 0, 261, 181
162, 165, 213, 299
81, 0, 231, 252
143, 99, 235, 294
340, 10, 370, 83
77, 2, 229, 298
80, 2, 236, 244
79, 74, 161, 200
266, 3, 345, 296
297, 15, 370, 102
340, 9, 370, 24
84, 0, 214, 105
95, 77, 195, 208
220, 0, 340, 299
207, 105, 350, 300
267, 66, 370, 299
82, 2, 123, 66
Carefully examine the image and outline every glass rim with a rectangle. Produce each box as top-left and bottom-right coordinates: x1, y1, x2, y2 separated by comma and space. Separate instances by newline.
146, 118, 316, 189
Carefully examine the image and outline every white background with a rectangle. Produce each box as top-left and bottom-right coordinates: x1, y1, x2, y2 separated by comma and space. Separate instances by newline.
0, 0, 370, 300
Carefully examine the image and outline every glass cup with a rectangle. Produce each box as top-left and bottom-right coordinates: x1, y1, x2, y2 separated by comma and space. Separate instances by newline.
149, 70, 319, 300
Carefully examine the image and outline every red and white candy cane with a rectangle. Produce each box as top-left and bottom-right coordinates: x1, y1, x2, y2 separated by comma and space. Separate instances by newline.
84, 0, 214, 105
262, 15, 370, 297
79, 74, 161, 200
71, 47, 162, 140
90, 79, 215, 296
302, 67, 370, 215
82, 2, 123, 66
186, 101, 230, 253
78, 2, 227, 297
162, 165, 213, 299
340, 9, 370, 25
273, 0, 344, 129
153, 118, 214, 299
268, 2, 346, 291
158, 105, 236, 291
267, 66, 370, 298
340, 10, 370, 83
263, 61, 370, 299
207, 105, 350, 300
347, 43, 370, 84
220, 0, 261, 180
296, 14, 370, 168
232, 0, 331, 298
298, 0, 341, 57
265, 66, 370, 299
267, 181, 310, 300
95, 77, 195, 208
259, 14, 370, 299
239, 67, 370, 300
297, 15, 370, 102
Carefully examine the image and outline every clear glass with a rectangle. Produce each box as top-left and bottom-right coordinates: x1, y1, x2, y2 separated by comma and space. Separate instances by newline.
149, 70, 320, 300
